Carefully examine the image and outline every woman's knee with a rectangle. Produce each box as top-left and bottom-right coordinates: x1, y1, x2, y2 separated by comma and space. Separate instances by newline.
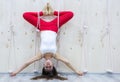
23, 12, 29, 19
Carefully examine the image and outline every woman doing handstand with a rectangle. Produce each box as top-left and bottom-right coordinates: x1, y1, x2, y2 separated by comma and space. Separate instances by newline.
10, 3, 83, 80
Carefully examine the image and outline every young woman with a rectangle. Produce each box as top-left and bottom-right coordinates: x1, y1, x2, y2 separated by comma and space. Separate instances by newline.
10, 3, 83, 79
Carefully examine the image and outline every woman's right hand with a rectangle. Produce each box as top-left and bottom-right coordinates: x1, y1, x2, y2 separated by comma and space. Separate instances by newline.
76, 71, 84, 76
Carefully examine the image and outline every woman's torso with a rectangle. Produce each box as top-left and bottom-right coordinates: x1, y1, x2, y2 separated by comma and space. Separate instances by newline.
40, 30, 57, 55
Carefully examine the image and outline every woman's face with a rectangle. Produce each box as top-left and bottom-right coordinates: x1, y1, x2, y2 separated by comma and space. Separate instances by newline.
44, 59, 53, 71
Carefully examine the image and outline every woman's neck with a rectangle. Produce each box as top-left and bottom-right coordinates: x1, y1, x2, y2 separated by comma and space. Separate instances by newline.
44, 53, 53, 59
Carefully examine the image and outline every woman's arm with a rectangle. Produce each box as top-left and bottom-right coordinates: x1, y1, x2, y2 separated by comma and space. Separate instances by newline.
10, 52, 42, 76
54, 53, 83, 76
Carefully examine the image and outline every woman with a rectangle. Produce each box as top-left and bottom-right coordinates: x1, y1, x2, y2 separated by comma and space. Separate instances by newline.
10, 3, 83, 79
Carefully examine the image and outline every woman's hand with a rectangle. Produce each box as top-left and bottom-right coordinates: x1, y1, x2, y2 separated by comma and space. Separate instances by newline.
10, 72, 17, 77
76, 71, 84, 76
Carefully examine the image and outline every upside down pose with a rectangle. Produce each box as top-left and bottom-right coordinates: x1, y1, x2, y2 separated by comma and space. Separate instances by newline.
10, 3, 83, 80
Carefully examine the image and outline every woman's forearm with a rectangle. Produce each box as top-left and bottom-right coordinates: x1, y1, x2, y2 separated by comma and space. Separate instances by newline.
64, 62, 78, 73
64, 61, 83, 76
54, 54, 83, 76
13, 63, 30, 74
10, 62, 31, 77
10, 53, 42, 76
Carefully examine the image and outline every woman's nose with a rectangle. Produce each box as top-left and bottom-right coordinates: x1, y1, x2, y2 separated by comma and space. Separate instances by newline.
46, 62, 50, 65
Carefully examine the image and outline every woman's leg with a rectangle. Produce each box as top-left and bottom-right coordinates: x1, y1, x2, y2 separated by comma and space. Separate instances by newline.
10, 52, 43, 76
53, 11, 74, 27
54, 53, 83, 76
23, 12, 44, 28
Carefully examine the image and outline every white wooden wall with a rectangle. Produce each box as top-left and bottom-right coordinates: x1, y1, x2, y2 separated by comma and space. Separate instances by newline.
0, 0, 120, 73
